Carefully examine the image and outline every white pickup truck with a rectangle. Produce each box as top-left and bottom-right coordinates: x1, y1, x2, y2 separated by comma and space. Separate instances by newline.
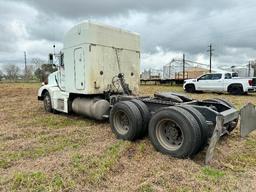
183, 72, 256, 95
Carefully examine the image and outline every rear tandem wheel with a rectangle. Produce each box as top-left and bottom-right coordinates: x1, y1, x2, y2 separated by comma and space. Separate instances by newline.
110, 101, 143, 141
148, 107, 202, 158
177, 105, 209, 151
130, 99, 151, 137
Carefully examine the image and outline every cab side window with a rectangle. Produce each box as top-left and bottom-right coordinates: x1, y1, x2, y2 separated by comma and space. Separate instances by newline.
212, 73, 222, 80
198, 73, 222, 81
198, 74, 211, 80
225, 73, 232, 79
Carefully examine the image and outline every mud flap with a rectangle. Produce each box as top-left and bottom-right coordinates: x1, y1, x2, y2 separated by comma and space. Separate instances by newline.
240, 103, 256, 138
205, 115, 224, 165
205, 103, 256, 164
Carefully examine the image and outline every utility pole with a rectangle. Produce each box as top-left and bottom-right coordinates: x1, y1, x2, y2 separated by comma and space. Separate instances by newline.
24, 51, 27, 78
183, 54, 185, 80
207, 44, 214, 73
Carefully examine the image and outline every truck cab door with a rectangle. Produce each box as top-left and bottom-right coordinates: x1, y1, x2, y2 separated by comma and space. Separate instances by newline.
74, 48, 85, 90
196, 74, 211, 91
223, 73, 232, 91
59, 52, 65, 90
208, 73, 223, 91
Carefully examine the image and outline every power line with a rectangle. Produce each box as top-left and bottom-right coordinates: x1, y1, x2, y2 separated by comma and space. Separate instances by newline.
185, 59, 209, 66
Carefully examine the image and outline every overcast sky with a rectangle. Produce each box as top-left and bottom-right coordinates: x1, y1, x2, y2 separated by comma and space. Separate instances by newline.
1, 0, 256, 72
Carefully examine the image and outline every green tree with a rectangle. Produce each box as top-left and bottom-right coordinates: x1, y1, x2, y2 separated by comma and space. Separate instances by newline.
34, 64, 57, 82
31, 57, 57, 81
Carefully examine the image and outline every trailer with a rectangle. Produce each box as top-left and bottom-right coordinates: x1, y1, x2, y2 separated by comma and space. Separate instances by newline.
38, 21, 239, 158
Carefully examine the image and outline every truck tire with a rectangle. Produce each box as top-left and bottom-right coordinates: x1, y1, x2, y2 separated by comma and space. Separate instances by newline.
130, 99, 151, 137
228, 85, 243, 95
203, 98, 238, 133
148, 107, 202, 158
185, 84, 196, 93
43, 92, 53, 113
110, 101, 142, 141
177, 105, 209, 150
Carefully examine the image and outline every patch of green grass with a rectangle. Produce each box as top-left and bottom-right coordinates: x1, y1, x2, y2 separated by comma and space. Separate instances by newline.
224, 138, 256, 171
71, 141, 130, 184
138, 184, 155, 192
89, 141, 128, 183
50, 174, 75, 191
200, 166, 225, 182
227, 153, 256, 171
12, 171, 47, 191
177, 187, 193, 192
0, 133, 88, 169
245, 138, 256, 147
0, 159, 12, 169
8, 171, 75, 191
138, 142, 146, 153
51, 174, 64, 188
19, 114, 94, 129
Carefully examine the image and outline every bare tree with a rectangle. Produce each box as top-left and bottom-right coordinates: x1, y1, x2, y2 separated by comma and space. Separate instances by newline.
24, 64, 35, 80
4, 64, 20, 80
0, 70, 3, 81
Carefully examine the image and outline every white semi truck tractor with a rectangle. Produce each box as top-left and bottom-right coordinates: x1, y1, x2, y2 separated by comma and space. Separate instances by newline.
38, 21, 239, 158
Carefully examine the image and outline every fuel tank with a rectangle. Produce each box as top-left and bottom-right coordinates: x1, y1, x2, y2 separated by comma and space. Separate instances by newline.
72, 98, 110, 120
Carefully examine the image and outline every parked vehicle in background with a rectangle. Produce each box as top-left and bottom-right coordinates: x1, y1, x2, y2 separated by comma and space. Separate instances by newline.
183, 72, 256, 95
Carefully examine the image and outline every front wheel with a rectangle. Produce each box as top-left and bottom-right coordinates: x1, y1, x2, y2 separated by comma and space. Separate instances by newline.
43, 92, 53, 113
185, 84, 196, 93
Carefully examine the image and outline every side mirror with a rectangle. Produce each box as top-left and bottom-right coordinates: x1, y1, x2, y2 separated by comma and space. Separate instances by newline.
49, 53, 53, 64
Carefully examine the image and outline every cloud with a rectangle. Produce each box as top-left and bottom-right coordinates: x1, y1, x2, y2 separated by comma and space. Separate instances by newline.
13, 0, 238, 18
27, 13, 74, 42
1, 0, 256, 71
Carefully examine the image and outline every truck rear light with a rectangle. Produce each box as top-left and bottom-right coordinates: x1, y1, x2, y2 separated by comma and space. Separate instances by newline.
248, 79, 253, 86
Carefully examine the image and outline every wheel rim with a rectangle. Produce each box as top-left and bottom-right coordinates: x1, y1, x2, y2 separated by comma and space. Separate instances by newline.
155, 119, 184, 151
44, 95, 51, 111
113, 110, 130, 135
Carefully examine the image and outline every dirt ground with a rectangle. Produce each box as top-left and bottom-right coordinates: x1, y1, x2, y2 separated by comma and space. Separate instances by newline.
0, 83, 256, 192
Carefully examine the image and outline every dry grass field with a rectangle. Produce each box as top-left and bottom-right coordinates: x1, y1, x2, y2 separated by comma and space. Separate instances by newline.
0, 83, 256, 192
